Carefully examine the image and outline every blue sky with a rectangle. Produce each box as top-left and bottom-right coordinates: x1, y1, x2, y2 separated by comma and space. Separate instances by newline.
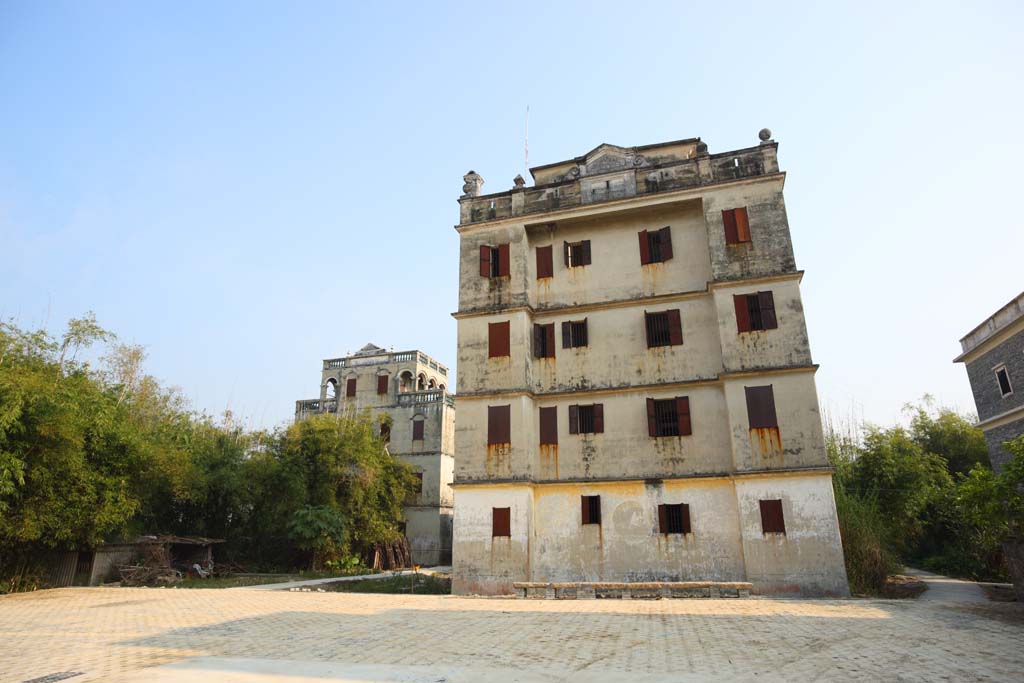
2, 1, 1021, 431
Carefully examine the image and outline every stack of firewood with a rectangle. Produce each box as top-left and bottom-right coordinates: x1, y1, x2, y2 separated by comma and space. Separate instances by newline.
117, 542, 181, 586
366, 537, 412, 570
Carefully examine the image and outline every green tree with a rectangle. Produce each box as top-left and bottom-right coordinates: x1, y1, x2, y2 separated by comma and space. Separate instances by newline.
846, 426, 953, 550
906, 398, 990, 475
275, 412, 415, 566
288, 505, 347, 570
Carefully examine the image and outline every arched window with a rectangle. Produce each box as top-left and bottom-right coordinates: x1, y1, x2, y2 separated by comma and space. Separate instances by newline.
325, 378, 337, 399
438, 383, 446, 392
399, 371, 413, 393
428, 378, 437, 389
417, 373, 426, 391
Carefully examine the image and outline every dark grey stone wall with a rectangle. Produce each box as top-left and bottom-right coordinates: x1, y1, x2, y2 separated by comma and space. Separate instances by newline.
965, 329, 1024, 422
982, 417, 1024, 473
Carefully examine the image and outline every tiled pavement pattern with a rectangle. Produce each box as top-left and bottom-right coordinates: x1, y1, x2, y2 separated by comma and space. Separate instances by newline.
1, 587, 1022, 682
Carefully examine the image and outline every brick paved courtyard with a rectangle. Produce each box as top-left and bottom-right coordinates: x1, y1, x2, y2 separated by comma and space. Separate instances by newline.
1, 587, 1022, 682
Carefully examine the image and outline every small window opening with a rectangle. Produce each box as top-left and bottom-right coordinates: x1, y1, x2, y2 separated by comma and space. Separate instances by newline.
325, 378, 337, 399
581, 495, 602, 525
565, 320, 587, 348
488, 246, 500, 277
996, 366, 1013, 397
653, 399, 680, 437
646, 312, 672, 347
565, 240, 591, 268
659, 503, 691, 534
577, 405, 595, 433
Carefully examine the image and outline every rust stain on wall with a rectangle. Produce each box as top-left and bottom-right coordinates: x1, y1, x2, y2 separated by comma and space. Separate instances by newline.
749, 427, 783, 464
486, 444, 511, 477
539, 444, 559, 479
489, 536, 511, 572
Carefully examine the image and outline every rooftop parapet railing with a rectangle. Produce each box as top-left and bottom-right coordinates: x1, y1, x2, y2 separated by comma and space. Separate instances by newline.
322, 350, 448, 375
296, 398, 337, 415
397, 390, 455, 408
459, 143, 778, 226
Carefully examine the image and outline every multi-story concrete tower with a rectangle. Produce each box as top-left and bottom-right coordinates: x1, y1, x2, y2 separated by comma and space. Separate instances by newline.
296, 344, 454, 566
451, 130, 848, 596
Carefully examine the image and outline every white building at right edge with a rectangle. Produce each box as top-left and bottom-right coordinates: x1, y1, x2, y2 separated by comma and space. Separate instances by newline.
450, 129, 849, 596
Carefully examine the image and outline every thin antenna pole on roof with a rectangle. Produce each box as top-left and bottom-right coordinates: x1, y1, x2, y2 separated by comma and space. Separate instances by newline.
525, 105, 530, 173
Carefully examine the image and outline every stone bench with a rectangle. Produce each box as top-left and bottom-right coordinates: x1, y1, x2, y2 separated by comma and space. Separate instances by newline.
513, 581, 752, 600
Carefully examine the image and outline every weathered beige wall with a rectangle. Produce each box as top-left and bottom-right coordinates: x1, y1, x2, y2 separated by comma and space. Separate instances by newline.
457, 297, 724, 395
723, 372, 826, 472
404, 506, 452, 567
529, 479, 746, 583
735, 474, 848, 596
526, 202, 711, 309
452, 485, 532, 594
452, 473, 848, 596
712, 278, 812, 372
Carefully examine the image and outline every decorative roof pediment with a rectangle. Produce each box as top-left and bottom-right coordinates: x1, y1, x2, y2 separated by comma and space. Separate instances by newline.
584, 144, 636, 174
354, 343, 385, 356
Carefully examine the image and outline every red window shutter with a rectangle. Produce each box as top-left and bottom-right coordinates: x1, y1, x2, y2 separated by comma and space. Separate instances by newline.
658, 504, 668, 533
545, 324, 555, 358
593, 403, 604, 433
539, 406, 558, 445
736, 207, 751, 242
745, 385, 778, 429
644, 311, 653, 348
536, 245, 553, 279
377, 375, 389, 395
659, 226, 673, 260
580, 240, 591, 265
676, 396, 691, 436
493, 507, 511, 537
680, 504, 692, 534
488, 405, 511, 445
668, 309, 683, 346
568, 404, 579, 434
723, 209, 739, 244
561, 321, 571, 348
489, 321, 510, 358
479, 245, 492, 277
346, 378, 356, 397
532, 324, 542, 358
581, 496, 590, 525
563, 241, 570, 266
734, 295, 751, 333
638, 230, 651, 265
498, 243, 510, 276
580, 318, 588, 346
646, 398, 657, 437
760, 499, 785, 534
758, 291, 777, 329
413, 420, 424, 441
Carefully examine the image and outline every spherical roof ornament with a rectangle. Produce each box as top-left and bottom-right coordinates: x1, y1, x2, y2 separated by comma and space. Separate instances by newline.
758, 128, 773, 142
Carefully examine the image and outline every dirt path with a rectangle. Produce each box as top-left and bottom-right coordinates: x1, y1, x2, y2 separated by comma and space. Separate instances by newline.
903, 567, 988, 603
